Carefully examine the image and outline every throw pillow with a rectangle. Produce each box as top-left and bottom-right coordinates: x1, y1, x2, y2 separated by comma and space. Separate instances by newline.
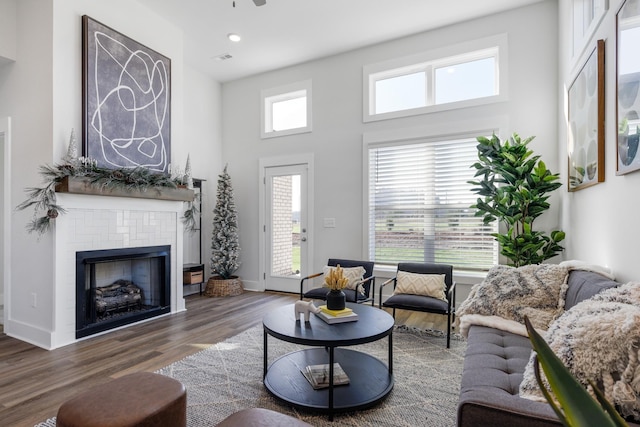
393, 271, 447, 301
519, 282, 640, 421
322, 266, 366, 293
456, 264, 569, 332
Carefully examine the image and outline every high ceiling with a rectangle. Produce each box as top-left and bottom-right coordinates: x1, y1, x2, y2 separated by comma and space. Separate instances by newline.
138, 0, 545, 83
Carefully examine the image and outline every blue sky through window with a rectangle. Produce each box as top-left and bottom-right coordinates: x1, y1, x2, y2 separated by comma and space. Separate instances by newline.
435, 57, 496, 104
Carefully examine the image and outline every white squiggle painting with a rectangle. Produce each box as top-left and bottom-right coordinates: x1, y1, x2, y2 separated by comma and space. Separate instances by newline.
84, 16, 171, 173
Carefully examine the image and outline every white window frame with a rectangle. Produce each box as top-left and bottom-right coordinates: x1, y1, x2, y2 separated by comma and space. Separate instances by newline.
363, 34, 508, 122
261, 79, 312, 139
362, 118, 507, 272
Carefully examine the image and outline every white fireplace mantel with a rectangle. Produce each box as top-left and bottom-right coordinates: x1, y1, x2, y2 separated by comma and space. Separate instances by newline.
51, 192, 186, 349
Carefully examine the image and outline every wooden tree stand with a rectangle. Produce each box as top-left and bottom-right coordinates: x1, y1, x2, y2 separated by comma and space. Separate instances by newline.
205, 276, 243, 297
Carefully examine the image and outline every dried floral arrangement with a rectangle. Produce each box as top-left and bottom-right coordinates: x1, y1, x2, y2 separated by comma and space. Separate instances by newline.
17, 130, 197, 235
324, 265, 348, 291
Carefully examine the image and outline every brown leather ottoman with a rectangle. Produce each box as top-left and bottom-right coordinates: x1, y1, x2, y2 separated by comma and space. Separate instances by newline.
216, 408, 312, 427
57, 372, 186, 427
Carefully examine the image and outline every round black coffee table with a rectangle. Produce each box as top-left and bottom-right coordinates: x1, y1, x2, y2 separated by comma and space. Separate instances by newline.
262, 302, 394, 420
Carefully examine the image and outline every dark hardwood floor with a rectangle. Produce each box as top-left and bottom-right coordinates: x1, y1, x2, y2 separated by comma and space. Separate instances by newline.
0, 291, 446, 427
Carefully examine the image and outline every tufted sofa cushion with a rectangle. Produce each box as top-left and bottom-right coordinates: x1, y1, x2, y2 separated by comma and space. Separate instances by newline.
457, 325, 560, 427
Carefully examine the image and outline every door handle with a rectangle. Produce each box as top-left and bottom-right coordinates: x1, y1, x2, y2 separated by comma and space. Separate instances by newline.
301, 237, 307, 242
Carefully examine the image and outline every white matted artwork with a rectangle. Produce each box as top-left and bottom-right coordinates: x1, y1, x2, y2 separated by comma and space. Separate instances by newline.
567, 39, 605, 192
616, 0, 640, 174
573, 0, 609, 60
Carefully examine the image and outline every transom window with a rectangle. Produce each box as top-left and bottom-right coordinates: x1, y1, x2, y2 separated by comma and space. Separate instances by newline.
366, 135, 498, 271
363, 34, 507, 122
261, 80, 312, 139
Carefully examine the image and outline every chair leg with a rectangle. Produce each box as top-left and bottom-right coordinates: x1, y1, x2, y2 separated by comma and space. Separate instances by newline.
446, 313, 451, 349
392, 308, 396, 319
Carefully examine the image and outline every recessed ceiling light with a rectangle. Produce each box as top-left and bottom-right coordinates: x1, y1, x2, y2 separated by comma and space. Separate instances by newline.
227, 33, 241, 42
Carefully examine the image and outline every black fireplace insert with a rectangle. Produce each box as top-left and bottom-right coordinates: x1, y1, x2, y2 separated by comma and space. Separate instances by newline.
76, 245, 171, 339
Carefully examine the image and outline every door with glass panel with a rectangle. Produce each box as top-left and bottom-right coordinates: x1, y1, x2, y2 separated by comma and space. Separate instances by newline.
264, 164, 308, 293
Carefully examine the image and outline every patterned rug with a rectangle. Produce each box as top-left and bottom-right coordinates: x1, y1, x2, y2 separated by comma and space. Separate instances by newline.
35, 325, 466, 427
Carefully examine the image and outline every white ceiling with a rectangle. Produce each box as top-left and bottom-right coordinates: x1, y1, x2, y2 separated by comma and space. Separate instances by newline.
138, 0, 545, 83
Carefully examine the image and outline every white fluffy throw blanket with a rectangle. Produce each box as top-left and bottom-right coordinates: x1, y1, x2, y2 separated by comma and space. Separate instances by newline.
519, 282, 640, 420
456, 264, 570, 337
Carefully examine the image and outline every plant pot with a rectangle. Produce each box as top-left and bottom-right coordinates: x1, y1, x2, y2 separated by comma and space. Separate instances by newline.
326, 289, 346, 311
205, 275, 243, 297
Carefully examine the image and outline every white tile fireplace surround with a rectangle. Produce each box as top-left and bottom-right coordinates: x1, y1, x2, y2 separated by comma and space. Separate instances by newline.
51, 192, 186, 349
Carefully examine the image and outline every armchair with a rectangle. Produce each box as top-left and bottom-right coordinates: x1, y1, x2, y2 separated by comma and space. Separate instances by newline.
379, 263, 455, 347
300, 259, 375, 305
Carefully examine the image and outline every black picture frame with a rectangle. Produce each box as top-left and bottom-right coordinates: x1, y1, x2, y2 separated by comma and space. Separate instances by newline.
567, 39, 605, 191
82, 15, 171, 173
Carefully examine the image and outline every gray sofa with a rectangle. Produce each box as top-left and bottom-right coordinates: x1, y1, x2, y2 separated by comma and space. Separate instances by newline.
457, 269, 640, 427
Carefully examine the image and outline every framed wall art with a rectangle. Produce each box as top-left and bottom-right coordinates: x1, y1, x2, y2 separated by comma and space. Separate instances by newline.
616, 0, 640, 175
567, 39, 605, 192
82, 15, 171, 173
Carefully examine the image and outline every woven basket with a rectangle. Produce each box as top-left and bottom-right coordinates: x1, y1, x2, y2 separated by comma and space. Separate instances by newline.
205, 276, 243, 297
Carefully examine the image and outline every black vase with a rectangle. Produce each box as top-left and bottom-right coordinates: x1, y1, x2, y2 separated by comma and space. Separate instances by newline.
326, 289, 346, 311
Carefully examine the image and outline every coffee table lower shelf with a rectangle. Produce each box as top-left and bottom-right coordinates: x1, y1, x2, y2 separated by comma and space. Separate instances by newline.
263, 347, 394, 414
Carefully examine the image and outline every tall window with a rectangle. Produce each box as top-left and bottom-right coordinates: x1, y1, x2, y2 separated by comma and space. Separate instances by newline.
367, 136, 498, 270
261, 80, 312, 139
363, 34, 507, 122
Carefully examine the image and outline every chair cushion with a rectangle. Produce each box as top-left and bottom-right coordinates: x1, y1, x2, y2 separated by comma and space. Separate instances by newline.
322, 265, 365, 292
383, 293, 449, 313
393, 270, 446, 301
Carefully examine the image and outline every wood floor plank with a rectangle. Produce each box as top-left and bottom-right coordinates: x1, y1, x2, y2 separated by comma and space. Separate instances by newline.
0, 291, 445, 427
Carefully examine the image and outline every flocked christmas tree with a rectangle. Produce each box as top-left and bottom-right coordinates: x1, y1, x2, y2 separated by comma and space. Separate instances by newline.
210, 164, 240, 279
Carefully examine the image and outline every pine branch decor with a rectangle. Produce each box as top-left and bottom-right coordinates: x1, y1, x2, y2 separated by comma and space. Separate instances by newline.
210, 164, 240, 279
17, 159, 191, 236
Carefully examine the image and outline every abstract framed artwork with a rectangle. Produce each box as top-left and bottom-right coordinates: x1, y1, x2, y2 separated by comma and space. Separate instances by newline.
567, 39, 605, 192
82, 15, 171, 173
616, 0, 640, 175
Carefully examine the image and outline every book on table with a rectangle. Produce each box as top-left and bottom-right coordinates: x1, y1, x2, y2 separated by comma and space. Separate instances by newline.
314, 309, 358, 324
318, 305, 353, 317
301, 363, 350, 389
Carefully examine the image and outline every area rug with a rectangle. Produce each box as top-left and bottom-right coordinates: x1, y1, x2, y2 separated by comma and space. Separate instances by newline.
35, 325, 466, 427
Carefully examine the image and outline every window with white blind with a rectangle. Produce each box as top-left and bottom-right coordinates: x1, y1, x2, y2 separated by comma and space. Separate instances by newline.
367, 136, 498, 270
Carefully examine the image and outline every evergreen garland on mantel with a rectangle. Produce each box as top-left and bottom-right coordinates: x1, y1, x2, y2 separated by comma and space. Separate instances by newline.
17, 160, 196, 236
210, 164, 241, 279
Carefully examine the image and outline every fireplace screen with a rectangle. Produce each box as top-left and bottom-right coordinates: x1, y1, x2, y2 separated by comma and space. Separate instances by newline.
76, 245, 171, 338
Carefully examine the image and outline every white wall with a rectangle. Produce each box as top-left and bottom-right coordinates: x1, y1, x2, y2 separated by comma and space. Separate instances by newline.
558, 0, 640, 283
182, 66, 223, 276
222, 1, 559, 293
3, 0, 222, 348
2, 0, 55, 347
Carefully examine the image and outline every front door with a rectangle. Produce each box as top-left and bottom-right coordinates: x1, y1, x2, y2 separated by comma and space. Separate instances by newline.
264, 163, 310, 293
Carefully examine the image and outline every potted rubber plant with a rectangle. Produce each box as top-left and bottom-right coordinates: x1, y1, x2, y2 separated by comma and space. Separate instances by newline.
468, 133, 565, 267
